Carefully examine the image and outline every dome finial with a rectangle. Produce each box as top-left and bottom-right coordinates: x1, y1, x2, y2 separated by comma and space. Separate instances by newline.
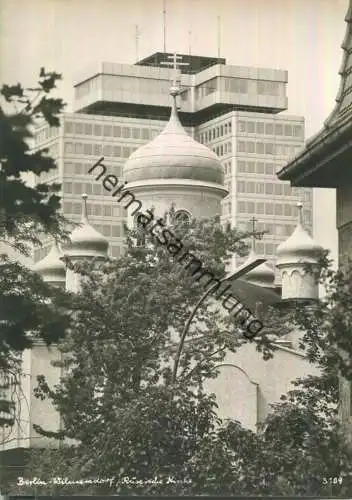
297, 202, 303, 226
249, 216, 258, 252
81, 193, 88, 222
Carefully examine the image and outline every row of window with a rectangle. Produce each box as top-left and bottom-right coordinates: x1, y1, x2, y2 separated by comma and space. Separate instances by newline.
64, 122, 161, 141
195, 78, 281, 100
64, 141, 138, 158
237, 140, 301, 157
237, 200, 311, 218
211, 142, 232, 157
64, 162, 122, 177
63, 201, 123, 218
238, 120, 303, 138
237, 160, 275, 176
36, 127, 60, 143
198, 122, 232, 144
239, 221, 300, 237
237, 180, 301, 197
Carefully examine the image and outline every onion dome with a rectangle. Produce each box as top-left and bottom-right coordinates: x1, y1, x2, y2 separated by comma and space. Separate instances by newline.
33, 241, 66, 285
243, 249, 275, 288
123, 88, 224, 185
277, 203, 322, 265
62, 194, 108, 259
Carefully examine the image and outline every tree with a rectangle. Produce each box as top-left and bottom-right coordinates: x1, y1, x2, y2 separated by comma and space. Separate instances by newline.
0, 71, 72, 431
0, 68, 69, 255
9, 213, 282, 495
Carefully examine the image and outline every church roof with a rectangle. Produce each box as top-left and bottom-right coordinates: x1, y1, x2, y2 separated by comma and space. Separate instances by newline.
33, 241, 66, 284
278, 0, 352, 187
123, 90, 224, 185
276, 204, 323, 265
242, 249, 275, 288
63, 194, 109, 258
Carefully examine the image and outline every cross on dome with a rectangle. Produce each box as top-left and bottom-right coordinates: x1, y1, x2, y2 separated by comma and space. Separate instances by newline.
297, 201, 303, 226
160, 52, 189, 95
249, 216, 258, 251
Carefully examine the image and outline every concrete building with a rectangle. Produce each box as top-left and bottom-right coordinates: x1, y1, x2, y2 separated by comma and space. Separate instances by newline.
33, 52, 312, 269
277, 0, 352, 447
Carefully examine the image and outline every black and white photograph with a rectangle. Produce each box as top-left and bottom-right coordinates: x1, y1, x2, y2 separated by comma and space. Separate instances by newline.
0, 0, 352, 497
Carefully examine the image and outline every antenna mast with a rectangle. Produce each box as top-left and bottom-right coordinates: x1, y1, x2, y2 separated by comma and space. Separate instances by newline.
163, 0, 167, 53
217, 15, 221, 61
135, 25, 140, 62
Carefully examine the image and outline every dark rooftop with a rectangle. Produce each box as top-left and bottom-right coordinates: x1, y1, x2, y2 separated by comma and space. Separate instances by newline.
135, 52, 226, 74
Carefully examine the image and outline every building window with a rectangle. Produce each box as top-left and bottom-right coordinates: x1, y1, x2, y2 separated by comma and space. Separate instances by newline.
238, 201, 246, 213
284, 124, 292, 136
293, 125, 303, 137
274, 184, 283, 195
247, 181, 255, 193
265, 183, 274, 195
256, 122, 264, 134
256, 142, 264, 154
275, 124, 283, 136
284, 204, 292, 216
123, 147, 130, 158
132, 128, 140, 139
112, 225, 121, 237
247, 142, 255, 153
196, 77, 218, 99
238, 161, 246, 173
265, 203, 274, 215
63, 182, 72, 194
94, 125, 102, 136
247, 122, 255, 134
247, 202, 255, 213
265, 123, 274, 135
64, 122, 73, 134
83, 143, 92, 155
103, 145, 112, 156
113, 146, 121, 157
265, 143, 274, 155
256, 162, 264, 174
103, 205, 112, 216
238, 121, 246, 133
74, 163, 83, 175
237, 181, 245, 193
94, 144, 102, 156
257, 202, 264, 214
110, 246, 121, 257
113, 126, 121, 137
122, 127, 130, 138
84, 123, 92, 135
93, 183, 101, 195
103, 125, 112, 137
256, 182, 264, 194
284, 184, 292, 195
237, 141, 245, 153
265, 163, 274, 175
64, 142, 73, 154
275, 204, 283, 216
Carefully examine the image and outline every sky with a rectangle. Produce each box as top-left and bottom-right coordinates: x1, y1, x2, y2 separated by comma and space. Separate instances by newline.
1, 0, 349, 262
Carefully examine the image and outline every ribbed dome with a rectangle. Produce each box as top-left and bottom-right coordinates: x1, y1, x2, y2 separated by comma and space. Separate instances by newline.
277, 204, 322, 265
123, 95, 224, 185
243, 249, 275, 288
33, 241, 66, 284
63, 194, 109, 258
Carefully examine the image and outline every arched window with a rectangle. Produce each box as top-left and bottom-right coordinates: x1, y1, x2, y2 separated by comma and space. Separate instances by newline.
134, 213, 146, 246
174, 210, 191, 225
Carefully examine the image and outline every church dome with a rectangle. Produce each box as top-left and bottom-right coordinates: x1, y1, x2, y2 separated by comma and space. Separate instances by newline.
123, 91, 224, 185
277, 204, 322, 265
243, 250, 275, 288
33, 241, 66, 285
63, 194, 109, 258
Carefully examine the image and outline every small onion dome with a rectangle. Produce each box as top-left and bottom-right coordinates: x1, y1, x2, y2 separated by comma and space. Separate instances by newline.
243, 249, 275, 288
277, 203, 322, 266
63, 194, 108, 259
123, 91, 224, 185
33, 241, 66, 285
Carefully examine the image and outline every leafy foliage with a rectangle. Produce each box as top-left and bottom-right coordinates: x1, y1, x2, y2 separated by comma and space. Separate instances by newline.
0, 68, 69, 255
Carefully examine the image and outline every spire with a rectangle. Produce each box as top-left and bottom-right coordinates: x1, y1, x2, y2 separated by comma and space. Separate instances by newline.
81, 193, 89, 223
33, 239, 66, 286
62, 194, 109, 259
297, 201, 303, 226
243, 217, 275, 289
276, 202, 323, 300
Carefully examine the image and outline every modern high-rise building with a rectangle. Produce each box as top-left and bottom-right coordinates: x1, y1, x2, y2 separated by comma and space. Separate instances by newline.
33, 52, 312, 271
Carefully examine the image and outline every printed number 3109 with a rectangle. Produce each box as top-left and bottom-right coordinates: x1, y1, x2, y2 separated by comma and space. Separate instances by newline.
322, 477, 343, 485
